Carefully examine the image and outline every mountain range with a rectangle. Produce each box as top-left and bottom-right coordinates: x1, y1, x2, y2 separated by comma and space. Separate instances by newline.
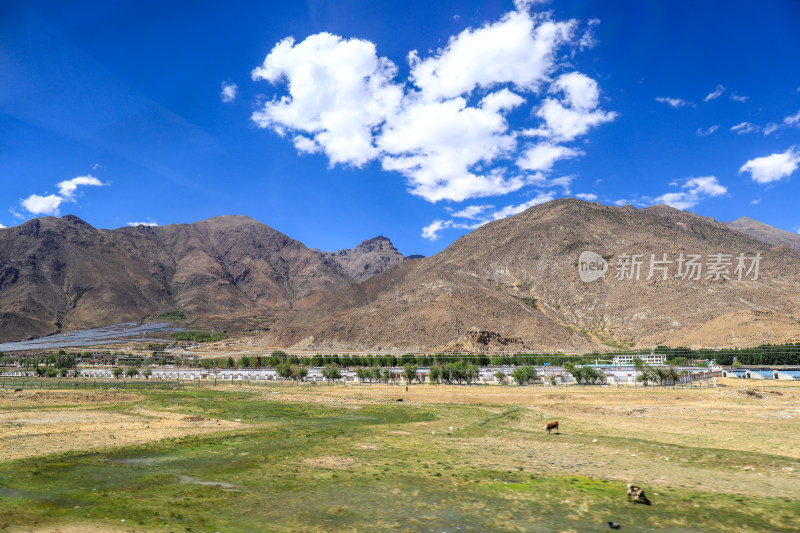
1, 199, 799, 351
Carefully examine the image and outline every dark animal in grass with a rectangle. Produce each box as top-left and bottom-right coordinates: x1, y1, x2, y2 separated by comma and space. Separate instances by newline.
14, 389, 22, 392
545, 420, 559, 434
608, 521, 621, 529
627, 484, 651, 505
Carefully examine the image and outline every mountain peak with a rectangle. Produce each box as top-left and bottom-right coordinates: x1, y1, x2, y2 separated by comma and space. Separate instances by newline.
322, 236, 406, 282
725, 216, 800, 253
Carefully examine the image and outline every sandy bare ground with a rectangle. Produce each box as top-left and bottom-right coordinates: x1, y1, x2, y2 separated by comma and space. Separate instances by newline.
0, 390, 241, 461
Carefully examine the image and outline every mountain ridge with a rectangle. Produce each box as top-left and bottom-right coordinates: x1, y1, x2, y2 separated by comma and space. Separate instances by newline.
2, 201, 799, 349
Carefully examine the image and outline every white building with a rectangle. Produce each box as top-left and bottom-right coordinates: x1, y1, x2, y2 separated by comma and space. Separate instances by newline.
612, 353, 666, 365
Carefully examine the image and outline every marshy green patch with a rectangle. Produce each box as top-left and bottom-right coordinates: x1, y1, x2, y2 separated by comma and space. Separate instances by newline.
0, 388, 797, 532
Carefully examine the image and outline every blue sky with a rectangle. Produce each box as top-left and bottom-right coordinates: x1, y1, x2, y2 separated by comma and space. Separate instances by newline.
2, 0, 799, 256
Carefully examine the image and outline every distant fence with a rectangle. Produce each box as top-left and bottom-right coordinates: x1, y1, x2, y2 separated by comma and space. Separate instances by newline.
0, 379, 184, 391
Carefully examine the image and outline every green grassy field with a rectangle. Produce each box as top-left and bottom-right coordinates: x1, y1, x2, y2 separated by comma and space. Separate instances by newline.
0, 386, 798, 532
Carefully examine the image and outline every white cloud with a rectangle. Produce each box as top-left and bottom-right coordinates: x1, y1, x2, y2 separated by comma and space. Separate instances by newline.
480, 88, 525, 114
751, 199, 760, 205
252, 7, 615, 204
421, 219, 453, 240
784, 110, 800, 126
378, 97, 526, 201
19, 175, 107, 217
57, 175, 105, 198
655, 97, 692, 108
763, 123, 779, 136
0, 222, 6, 228
378, 95, 524, 202
730, 93, 748, 103
731, 122, 758, 134
704, 84, 725, 102
220, 82, 238, 103
575, 192, 597, 201
451, 204, 494, 219
491, 191, 556, 219
292, 135, 319, 154
739, 147, 800, 184
408, 10, 575, 101
578, 18, 600, 50
251, 33, 403, 167
127, 220, 158, 227
21, 194, 64, 216
534, 72, 616, 142
550, 175, 573, 193
653, 176, 727, 210
517, 143, 581, 172
696, 125, 719, 137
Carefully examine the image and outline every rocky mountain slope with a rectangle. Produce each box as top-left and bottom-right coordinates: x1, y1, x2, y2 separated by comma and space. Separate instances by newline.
265, 200, 800, 352
0, 215, 362, 342
725, 216, 800, 253
3, 201, 799, 350
320, 236, 408, 282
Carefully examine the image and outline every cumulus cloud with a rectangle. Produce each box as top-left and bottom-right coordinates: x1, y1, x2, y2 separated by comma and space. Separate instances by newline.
696, 125, 719, 137
408, 10, 575, 101
378, 95, 524, 201
655, 97, 692, 108
19, 175, 106, 217
21, 194, 64, 216
533, 72, 616, 142
763, 123, 780, 136
0, 222, 6, 228
127, 220, 158, 227
739, 146, 800, 184
517, 143, 581, 172
575, 192, 597, 201
252, 33, 403, 167
704, 84, 726, 102
421, 219, 453, 240
731, 122, 758, 134
57, 175, 104, 198
653, 176, 727, 210
252, 6, 615, 203
220, 82, 238, 103
730, 93, 748, 103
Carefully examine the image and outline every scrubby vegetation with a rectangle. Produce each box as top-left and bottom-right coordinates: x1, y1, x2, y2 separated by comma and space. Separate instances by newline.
171, 331, 228, 343
154, 310, 186, 321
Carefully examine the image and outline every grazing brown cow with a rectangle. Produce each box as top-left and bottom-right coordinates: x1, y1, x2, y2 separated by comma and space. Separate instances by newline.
545, 421, 559, 434
627, 484, 651, 505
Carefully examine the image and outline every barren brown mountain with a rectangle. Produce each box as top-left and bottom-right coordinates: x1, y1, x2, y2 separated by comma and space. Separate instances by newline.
0, 215, 359, 342
320, 236, 409, 282
4, 200, 800, 350
265, 199, 800, 352
725, 216, 800, 253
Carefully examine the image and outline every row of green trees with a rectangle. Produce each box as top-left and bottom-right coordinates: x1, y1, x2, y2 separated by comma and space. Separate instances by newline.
656, 343, 800, 366
189, 351, 614, 370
